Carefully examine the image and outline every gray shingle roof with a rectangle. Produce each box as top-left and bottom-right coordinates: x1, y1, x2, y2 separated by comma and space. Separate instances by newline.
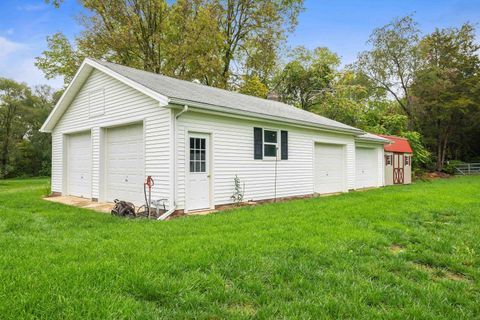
356, 133, 391, 143
93, 59, 363, 134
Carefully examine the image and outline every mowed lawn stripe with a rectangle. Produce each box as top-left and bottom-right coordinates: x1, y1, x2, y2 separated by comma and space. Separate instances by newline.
0, 177, 479, 319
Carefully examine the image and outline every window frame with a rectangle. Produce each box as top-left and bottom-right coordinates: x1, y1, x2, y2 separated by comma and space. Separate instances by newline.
385, 154, 392, 166
189, 137, 207, 173
405, 155, 411, 166
262, 128, 280, 160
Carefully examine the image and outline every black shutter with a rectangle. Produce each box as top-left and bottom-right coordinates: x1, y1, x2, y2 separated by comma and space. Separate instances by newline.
281, 130, 288, 160
254, 127, 263, 159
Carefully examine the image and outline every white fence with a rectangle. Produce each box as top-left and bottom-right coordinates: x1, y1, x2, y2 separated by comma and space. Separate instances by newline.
453, 163, 480, 175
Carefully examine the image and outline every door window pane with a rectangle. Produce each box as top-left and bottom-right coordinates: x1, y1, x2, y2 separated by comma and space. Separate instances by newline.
189, 137, 207, 173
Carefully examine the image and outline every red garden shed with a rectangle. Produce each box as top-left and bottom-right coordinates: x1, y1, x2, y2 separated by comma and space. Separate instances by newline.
378, 135, 413, 185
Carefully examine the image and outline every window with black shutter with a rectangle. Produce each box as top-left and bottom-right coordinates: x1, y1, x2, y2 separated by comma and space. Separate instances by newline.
254, 127, 289, 160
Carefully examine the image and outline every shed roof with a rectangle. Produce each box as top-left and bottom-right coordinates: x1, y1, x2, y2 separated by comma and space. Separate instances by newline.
378, 134, 413, 153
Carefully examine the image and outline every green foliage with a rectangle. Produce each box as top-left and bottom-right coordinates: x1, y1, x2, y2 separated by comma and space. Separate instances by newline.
35, 33, 84, 84
274, 46, 340, 110
0, 79, 53, 179
1, 177, 480, 318
238, 75, 269, 98
37, 0, 305, 89
230, 174, 245, 205
412, 23, 480, 170
399, 131, 432, 169
354, 15, 421, 123
443, 160, 464, 175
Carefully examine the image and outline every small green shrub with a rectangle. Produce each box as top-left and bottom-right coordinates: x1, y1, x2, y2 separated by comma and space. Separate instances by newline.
443, 160, 464, 174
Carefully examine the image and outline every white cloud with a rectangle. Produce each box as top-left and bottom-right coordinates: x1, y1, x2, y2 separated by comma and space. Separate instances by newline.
0, 36, 26, 61
0, 36, 62, 88
4, 58, 63, 88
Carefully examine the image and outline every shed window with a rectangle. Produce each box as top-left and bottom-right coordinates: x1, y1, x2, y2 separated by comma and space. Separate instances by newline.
385, 155, 392, 165
405, 155, 411, 166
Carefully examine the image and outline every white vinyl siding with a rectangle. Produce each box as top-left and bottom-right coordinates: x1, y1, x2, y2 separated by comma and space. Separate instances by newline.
176, 111, 356, 210
51, 69, 172, 205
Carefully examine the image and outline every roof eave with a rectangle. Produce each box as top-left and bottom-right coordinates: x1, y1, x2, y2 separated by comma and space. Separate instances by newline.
355, 137, 391, 144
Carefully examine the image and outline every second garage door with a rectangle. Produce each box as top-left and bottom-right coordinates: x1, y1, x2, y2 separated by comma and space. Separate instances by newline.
314, 143, 345, 194
355, 147, 378, 189
105, 123, 144, 204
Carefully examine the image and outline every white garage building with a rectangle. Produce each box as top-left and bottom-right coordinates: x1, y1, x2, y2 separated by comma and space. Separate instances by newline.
41, 58, 389, 214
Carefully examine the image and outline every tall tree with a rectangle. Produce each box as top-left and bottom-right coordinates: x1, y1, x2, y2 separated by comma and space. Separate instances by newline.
0, 79, 54, 178
355, 16, 421, 126
216, 0, 304, 87
0, 79, 33, 178
412, 24, 480, 170
39, 0, 304, 89
274, 46, 340, 111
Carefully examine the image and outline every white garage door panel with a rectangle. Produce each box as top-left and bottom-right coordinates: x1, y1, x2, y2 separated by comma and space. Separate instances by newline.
314, 144, 345, 194
67, 132, 91, 198
106, 124, 144, 204
356, 147, 378, 189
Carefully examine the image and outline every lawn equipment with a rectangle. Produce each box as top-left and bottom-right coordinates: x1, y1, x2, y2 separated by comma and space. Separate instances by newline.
111, 199, 136, 217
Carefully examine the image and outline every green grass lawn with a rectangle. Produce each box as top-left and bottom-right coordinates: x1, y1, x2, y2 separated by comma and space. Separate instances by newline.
0, 177, 479, 319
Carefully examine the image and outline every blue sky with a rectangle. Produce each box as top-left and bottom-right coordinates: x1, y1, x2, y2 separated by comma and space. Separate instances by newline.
1, 0, 479, 88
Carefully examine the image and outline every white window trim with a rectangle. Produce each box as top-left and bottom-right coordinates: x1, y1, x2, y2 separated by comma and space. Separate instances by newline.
262, 128, 280, 161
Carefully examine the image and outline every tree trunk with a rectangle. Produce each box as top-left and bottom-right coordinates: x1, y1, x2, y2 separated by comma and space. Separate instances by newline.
1, 128, 10, 179
436, 139, 443, 171
436, 129, 451, 172
1, 104, 15, 179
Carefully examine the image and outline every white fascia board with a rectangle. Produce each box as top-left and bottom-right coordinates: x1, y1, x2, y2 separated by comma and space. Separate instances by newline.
40, 58, 170, 133
168, 98, 364, 136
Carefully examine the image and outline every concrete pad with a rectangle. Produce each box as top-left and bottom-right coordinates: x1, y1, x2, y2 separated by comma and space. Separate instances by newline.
44, 195, 114, 213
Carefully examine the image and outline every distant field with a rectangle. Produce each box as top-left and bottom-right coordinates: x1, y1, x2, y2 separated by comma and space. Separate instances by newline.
0, 177, 479, 319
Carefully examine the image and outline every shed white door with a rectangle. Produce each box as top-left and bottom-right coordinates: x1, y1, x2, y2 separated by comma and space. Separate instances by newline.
355, 147, 378, 189
67, 132, 91, 198
187, 133, 210, 211
314, 143, 345, 194
105, 124, 144, 204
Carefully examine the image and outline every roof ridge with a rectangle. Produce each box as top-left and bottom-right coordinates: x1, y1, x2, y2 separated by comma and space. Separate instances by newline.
92, 58, 293, 106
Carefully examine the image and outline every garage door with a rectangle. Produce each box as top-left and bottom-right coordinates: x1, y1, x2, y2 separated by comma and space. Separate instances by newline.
314, 143, 345, 194
67, 132, 91, 198
105, 123, 144, 204
355, 147, 378, 189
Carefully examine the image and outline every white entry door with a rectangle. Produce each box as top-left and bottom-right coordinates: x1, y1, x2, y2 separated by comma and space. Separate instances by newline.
355, 147, 378, 189
314, 143, 345, 194
187, 133, 210, 211
67, 131, 91, 198
105, 123, 144, 204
